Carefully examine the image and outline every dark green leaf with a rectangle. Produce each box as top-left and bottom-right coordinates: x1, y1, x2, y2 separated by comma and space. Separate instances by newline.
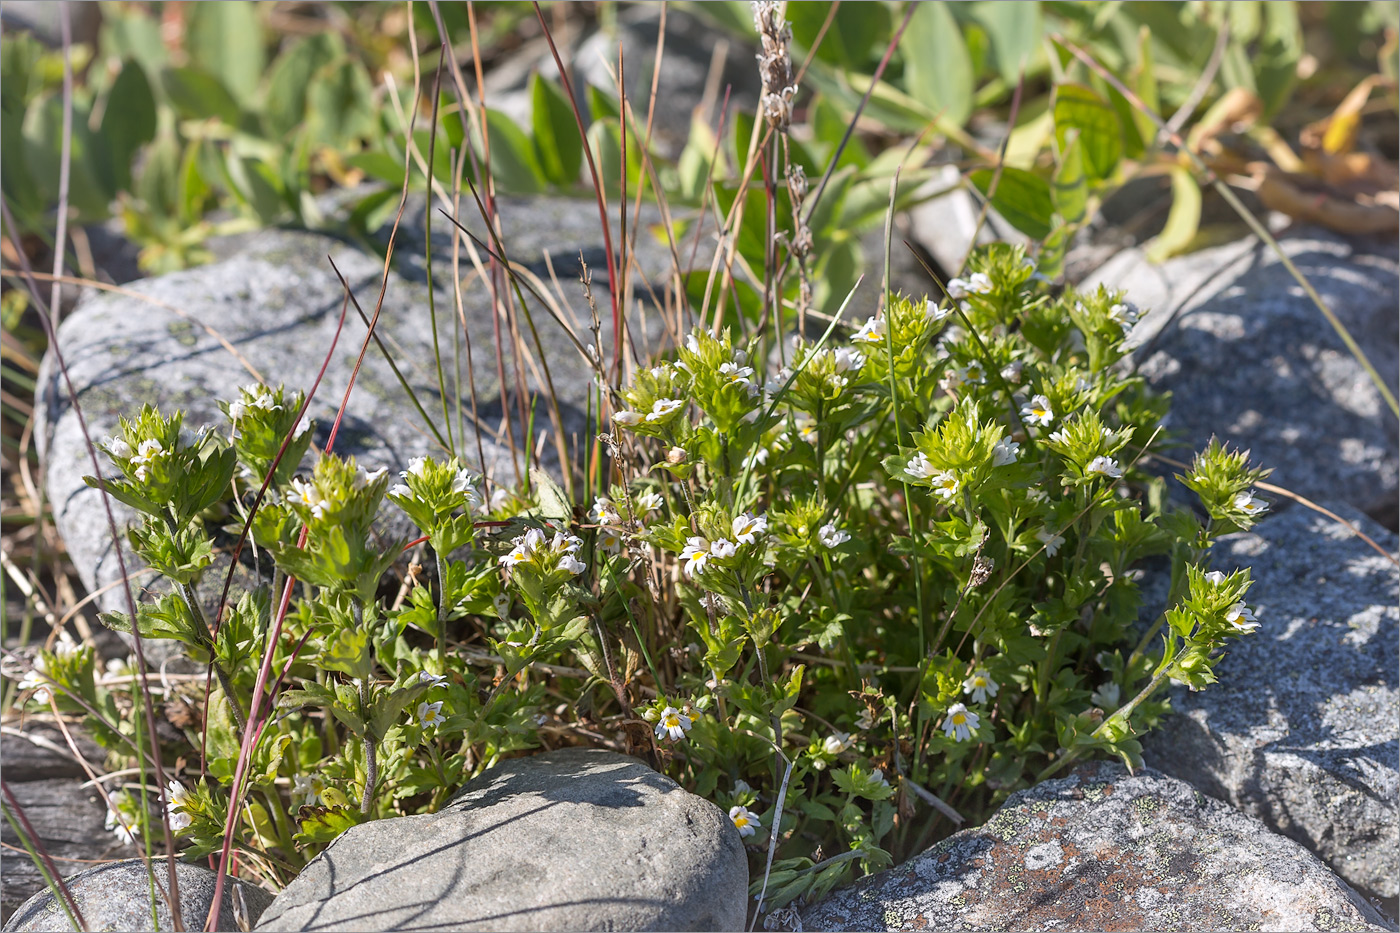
97, 60, 157, 193
483, 108, 546, 195
161, 67, 242, 125
968, 167, 1054, 240
263, 32, 345, 138
1053, 84, 1122, 181
971, 1, 1044, 83
530, 73, 583, 187
901, 1, 975, 127
1052, 132, 1087, 225
788, 1, 886, 68
306, 60, 376, 147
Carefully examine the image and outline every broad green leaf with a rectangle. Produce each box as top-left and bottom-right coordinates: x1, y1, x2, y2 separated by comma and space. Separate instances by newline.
1146, 165, 1201, 263
263, 32, 344, 138
306, 60, 376, 148
1053, 84, 1122, 182
21, 93, 108, 218
185, 1, 265, 108
1131, 25, 1160, 148
1255, 1, 1302, 119
99, 8, 167, 81
901, 1, 975, 127
788, 1, 886, 68
161, 66, 242, 125
530, 73, 583, 187
482, 107, 546, 195
294, 805, 365, 844
96, 60, 157, 194
971, 1, 1044, 84
1052, 132, 1087, 225
968, 167, 1054, 240
529, 467, 572, 522
585, 117, 643, 200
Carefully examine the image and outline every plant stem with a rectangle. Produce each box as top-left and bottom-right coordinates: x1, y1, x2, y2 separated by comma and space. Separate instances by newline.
359, 678, 378, 816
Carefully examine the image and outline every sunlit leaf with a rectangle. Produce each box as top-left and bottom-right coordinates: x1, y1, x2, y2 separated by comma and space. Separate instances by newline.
968, 166, 1054, 240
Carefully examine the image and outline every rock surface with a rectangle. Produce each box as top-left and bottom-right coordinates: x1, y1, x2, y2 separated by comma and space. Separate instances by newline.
1143, 502, 1399, 901
799, 761, 1393, 932
254, 748, 748, 932
1084, 228, 1400, 526
3, 858, 273, 933
36, 196, 670, 624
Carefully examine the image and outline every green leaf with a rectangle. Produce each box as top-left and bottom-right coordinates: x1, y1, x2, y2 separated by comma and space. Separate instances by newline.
586, 116, 643, 200
1145, 165, 1201, 263
263, 32, 344, 138
481, 108, 546, 195
97, 60, 157, 194
1053, 84, 1122, 182
306, 60, 376, 148
529, 467, 572, 522
161, 67, 242, 125
788, 1, 886, 68
901, 1, 975, 127
1131, 25, 1161, 149
185, 1, 265, 108
971, 1, 1044, 84
294, 805, 365, 845
1052, 132, 1088, 225
1255, 1, 1301, 119
968, 167, 1054, 240
530, 73, 583, 188
319, 628, 373, 681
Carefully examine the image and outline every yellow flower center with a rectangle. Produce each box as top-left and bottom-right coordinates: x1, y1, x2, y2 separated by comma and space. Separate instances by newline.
973, 677, 986, 688
734, 816, 749, 827
1033, 406, 1048, 418
952, 713, 967, 725
664, 715, 680, 728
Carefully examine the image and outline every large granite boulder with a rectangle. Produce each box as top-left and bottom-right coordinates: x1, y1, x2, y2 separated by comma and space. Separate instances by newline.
798, 761, 1393, 932
36, 196, 669, 623
254, 748, 749, 932
1084, 228, 1399, 526
2, 858, 273, 932
1143, 502, 1399, 902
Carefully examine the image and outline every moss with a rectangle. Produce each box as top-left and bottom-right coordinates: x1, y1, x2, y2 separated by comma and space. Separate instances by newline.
167, 319, 198, 347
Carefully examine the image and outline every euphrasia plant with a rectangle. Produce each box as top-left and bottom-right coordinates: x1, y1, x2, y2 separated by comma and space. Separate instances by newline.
15, 245, 1269, 913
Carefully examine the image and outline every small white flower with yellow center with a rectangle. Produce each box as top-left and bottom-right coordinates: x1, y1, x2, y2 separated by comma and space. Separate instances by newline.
818, 523, 850, 548
635, 490, 663, 514
680, 537, 710, 576
613, 410, 643, 427
1021, 395, 1054, 427
598, 528, 624, 555
797, 421, 819, 444
105, 802, 139, 845
732, 512, 768, 545
1036, 528, 1065, 557
823, 732, 853, 755
992, 438, 1020, 466
833, 346, 865, 373
1235, 490, 1268, 516
492, 593, 511, 616
930, 470, 960, 500
293, 774, 326, 808
589, 497, 621, 524
925, 299, 953, 322
1086, 456, 1123, 479
962, 670, 999, 704
647, 398, 684, 421
851, 315, 887, 344
416, 670, 448, 688
941, 703, 980, 742
906, 452, 934, 480
1225, 602, 1259, 633
288, 477, 331, 519
729, 805, 760, 838
416, 700, 447, 728
557, 553, 587, 575
655, 706, 692, 742
164, 779, 193, 832
710, 538, 737, 560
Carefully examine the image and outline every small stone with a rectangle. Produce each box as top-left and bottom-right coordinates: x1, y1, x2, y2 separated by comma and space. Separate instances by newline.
254, 748, 748, 931
799, 761, 1393, 932
1143, 501, 1399, 901
2, 858, 273, 933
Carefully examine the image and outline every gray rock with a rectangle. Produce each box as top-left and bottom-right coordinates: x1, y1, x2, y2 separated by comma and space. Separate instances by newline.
1083, 228, 1399, 526
1142, 502, 1399, 901
3, 858, 273, 933
254, 748, 748, 932
798, 761, 1394, 932
36, 196, 670, 627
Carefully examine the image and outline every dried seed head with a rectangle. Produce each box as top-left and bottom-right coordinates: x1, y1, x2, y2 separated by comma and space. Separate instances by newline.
970, 555, 994, 587
752, 1, 797, 133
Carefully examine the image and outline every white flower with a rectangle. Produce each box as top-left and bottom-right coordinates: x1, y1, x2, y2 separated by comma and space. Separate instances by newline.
558, 554, 587, 575
228, 399, 248, 422
647, 398, 684, 421
389, 483, 411, 498
833, 346, 865, 373
598, 528, 624, 554
1036, 528, 1065, 557
947, 272, 992, 300
292, 773, 325, 808
930, 470, 960, 500
1225, 602, 1259, 633
734, 779, 752, 795
415, 700, 447, 728
1047, 429, 1069, 446
854, 708, 875, 731
1086, 456, 1123, 479
635, 490, 663, 514
719, 361, 756, 388
797, 421, 819, 445
106, 437, 133, 459
709, 538, 737, 560
356, 466, 387, 488
925, 299, 953, 322
589, 497, 621, 524
1204, 570, 1227, 586
288, 477, 331, 519
655, 706, 692, 742
941, 703, 980, 742
947, 278, 969, 300
1027, 487, 1050, 503
165, 780, 193, 832
962, 670, 999, 704
405, 457, 429, 478
729, 805, 760, 838
416, 670, 448, 688
851, 315, 887, 344
105, 802, 139, 845
906, 451, 934, 480
1234, 490, 1269, 516
452, 467, 481, 500
732, 512, 768, 545
1091, 681, 1121, 709
613, 410, 643, 426
1107, 301, 1142, 330
1021, 394, 1054, 426
822, 732, 853, 755
493, 593, 511, 616
992, 438, 1020, 467
818, 523, 850, 548
1000, 360, 1024, 384
870, 768, 890, 788
136, 438, 165, 459
680, 537, 710, 576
